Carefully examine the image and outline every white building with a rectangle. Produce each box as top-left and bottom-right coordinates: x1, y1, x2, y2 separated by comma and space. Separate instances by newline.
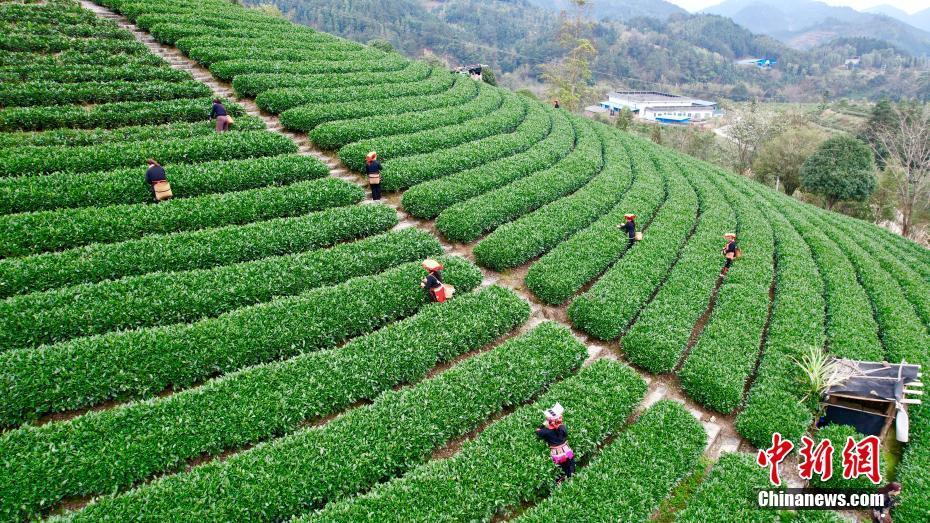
599, 91, 718, 123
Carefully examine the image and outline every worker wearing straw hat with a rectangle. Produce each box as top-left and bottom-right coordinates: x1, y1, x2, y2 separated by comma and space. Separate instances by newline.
421, 258, 453, 302
721, 233, 740, 276
618, 213, 637, 247
536, 403, 575, 486
365, 151, 382, 201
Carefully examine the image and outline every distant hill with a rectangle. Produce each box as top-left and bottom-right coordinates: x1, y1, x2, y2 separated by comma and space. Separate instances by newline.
915, 9, 930, 33
704, 0, 930, 55
865, 5, 930, 33
524, 0, 687, 21
864, 4, 910, 20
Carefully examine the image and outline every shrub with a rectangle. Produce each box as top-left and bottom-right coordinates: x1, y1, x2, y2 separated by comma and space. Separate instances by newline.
0, 130, 296, 176
255, 69, 455, 113
0, 284, 529, 521
0, 229, 442, 351
621, 159, 736, 373
174, 34, 363, 56
0, 154, 326, 214
0, 204, 397, 298
0, 177, 362, 257
65, 322, 584, 522
517, 401, 706, 522
734, 177, 826, 447
0, 115, 265, 149
676, 453, 774, 522
337, 84, 504, 171
0, 50, 165, 68
378, 99, 551, 191
232, 63, 430, 98
0, 96, 243, 131
435, 116, 602, 243
473, 124, 633, 270
208, 55, 407, 82
309, 79, 502, 151
305, 359, 648, 523
895, 404, 930, 523
0, 256, 483, 427
523, 135, 666, 305
279, 77, 478, 132
401, 109, 573, 220
0, 80, 211, 107
0, 63, 189, 83
678, 167, 775, 414
801, 206, 930, 365
0, 33, 145, 54
567, 150, 699, 340
186, 45, 366, 67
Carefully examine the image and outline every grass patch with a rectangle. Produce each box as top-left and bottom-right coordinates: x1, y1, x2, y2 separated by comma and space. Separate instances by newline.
652, 455, 712, 522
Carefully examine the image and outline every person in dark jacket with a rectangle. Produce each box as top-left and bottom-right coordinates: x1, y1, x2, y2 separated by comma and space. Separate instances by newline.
210, 98, 231, 132
144, 158, 168, 201
553, 99, 560, 109
721, 233, 738, 276
872, 482, 901, 523
365, 151, 382, 201
536, 403, 574, 485
619, 213, 637, 247
420, 259, 445, 302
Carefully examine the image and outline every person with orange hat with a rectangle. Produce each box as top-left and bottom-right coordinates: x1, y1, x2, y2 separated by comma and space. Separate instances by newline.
420, 258, 449, 302
618, 213, 637, 247
365, 151, 382, 201
535, 403, 574, 486
721, 233, 740, 276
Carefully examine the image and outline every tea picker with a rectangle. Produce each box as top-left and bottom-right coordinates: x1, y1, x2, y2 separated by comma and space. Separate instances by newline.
210, 98, 233, 132
421, 259, 454, 303
617, 213, 640, 247
721, 233, 741, 276
365, 151, 382, 201
535, 403, 575, 486
144, 159, 172, 202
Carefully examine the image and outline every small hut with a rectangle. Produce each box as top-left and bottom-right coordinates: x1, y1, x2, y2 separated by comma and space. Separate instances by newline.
822, 359, 922, 442
452, 64, 487, 81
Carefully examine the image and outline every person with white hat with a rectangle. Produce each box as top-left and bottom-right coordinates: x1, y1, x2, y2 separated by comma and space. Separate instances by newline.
721, 233, 740, 276
535, 403, 575, 485
365, 151, 382, 201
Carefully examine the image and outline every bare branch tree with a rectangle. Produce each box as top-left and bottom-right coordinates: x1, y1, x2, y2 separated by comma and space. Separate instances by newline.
722, 100, 784, 174
873, 104, 930, 239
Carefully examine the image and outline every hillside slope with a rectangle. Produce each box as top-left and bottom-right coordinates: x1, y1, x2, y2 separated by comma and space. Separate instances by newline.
241, 0, 928, 102
1, 0, 928, 522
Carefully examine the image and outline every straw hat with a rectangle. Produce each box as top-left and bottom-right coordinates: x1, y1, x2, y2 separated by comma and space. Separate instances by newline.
366, 151, 377, 161
624, 214, 636, 220
724, 233, 737, 239
421, 258, 443, 272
